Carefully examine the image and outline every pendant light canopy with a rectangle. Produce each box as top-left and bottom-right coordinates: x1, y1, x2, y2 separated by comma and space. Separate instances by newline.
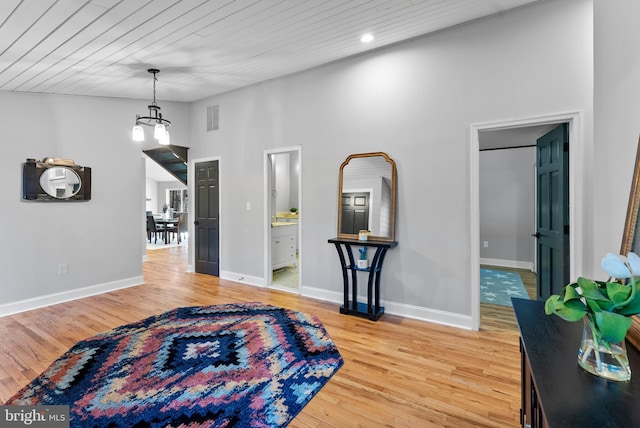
132, 69, 171, 144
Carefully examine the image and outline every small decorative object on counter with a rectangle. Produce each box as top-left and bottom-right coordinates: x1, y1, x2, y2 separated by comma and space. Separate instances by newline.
357, 246, 368, 269
358, 230, 370, 241
545, 252, 640, 382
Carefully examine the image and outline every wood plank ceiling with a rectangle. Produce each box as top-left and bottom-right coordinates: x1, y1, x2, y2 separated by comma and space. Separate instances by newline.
0, 0, 541, 102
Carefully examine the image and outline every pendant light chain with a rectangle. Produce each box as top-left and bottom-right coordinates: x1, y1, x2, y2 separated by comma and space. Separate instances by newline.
151, 70, 158, 106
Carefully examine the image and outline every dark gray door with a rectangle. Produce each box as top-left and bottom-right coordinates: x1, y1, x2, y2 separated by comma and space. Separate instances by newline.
536, 124, 569, 300
341, 192, 369, 234
195, 160, 219, 275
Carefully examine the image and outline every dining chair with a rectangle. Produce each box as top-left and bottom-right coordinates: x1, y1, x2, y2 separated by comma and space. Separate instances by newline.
147, 215, 166, 244
165, 216, 179, 244
166, 213, 187, 244
178, 213, 188, 243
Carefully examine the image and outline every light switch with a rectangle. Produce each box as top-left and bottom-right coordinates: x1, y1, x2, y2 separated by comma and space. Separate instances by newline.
246, 202, 251, 211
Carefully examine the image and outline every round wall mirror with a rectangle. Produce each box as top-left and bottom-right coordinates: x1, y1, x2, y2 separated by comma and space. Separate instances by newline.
39, 167, 82, 199
338, 152, 397, 241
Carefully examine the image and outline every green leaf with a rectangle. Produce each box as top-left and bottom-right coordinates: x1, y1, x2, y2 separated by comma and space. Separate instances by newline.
586, 299, 603, 313
545, 295, 563, 315
563, 285, 582, 303
617, 299, 640, 316
594, 311, 633, 343
616, 290, 640, 315
545, 294, 587, 322
605, 281, 632, 304
592, 281, 614, 311
596, 300, 614, 311
576, 277, 609, 302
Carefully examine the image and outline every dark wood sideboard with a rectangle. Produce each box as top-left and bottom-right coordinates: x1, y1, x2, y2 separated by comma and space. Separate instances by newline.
512, 298, 640, 427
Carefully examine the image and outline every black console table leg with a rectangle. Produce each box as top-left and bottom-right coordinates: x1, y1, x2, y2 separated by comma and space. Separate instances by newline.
374, 248, 389, 313
345, 244, 358, 311
367, 247, 384, 315
333, 243, 349, 312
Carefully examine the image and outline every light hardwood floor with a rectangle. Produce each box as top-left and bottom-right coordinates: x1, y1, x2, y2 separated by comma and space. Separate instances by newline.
0, 248, 528, 427
480, 265, 537, 332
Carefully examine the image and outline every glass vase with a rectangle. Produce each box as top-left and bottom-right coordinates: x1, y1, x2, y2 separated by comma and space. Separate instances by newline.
577, 317, 631, 382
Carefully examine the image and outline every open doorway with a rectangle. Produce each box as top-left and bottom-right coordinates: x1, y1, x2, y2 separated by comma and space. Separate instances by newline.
477, 125, 551, 328
470, 112, 584, 330
144, 154, 188, 251
264, 146, 302, 292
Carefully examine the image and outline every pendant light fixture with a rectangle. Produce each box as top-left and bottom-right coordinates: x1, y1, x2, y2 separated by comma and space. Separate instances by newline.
132, 68, 171, 144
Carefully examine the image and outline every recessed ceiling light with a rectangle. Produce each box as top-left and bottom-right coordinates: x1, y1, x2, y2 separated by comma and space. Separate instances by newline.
360, 33, 374, 43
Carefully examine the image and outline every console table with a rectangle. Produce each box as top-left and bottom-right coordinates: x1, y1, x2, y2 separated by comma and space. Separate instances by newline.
328, 238, 397, 321
513, 298, 640, 427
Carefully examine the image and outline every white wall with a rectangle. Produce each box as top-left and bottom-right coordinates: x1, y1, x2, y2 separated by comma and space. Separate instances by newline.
0, 92, 190, 314
479, 147, 536, 267
145, 176, 158, 213
593, 0, 640, 276
189, 0, 593, 326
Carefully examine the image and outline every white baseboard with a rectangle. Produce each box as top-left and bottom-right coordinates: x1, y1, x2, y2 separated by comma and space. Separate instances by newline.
383, 301, 474, 330
300, 286, 343, 304
269, 284, 300, 295
0, 276, 144, 318
480, 258, 534, 271
220, 271, 266, 288
1, 270, 473, 330
300, 286, 473, 330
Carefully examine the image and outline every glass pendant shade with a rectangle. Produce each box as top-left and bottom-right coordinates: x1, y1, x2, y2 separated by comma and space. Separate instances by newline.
154, 123, 166, 140
132, 124, 145, 141
158, 130, 170, 146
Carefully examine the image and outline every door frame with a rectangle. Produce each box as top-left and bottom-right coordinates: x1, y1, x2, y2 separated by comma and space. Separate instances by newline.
470, 111, 584, 330
263, 146, 302, 291
187, 155, 222, 273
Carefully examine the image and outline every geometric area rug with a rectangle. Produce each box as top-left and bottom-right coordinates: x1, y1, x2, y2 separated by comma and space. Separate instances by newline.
5, 302, 344, 427
480, 269, 529, 307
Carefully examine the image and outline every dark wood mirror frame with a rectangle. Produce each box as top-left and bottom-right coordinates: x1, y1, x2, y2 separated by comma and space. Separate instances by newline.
621, 137, 640, 350
337, 152, 397, 242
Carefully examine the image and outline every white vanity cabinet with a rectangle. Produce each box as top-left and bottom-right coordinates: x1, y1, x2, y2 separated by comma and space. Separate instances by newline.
271, 223, 297, 270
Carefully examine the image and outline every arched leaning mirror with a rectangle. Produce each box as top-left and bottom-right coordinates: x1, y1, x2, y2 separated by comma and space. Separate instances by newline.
620, 137, 640, 257
338, 152, 397, 242
621, 137, 640, 350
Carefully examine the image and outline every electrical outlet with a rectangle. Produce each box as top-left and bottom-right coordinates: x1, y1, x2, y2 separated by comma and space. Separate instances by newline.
59, 264, 68, 274
483, 241, 488, 248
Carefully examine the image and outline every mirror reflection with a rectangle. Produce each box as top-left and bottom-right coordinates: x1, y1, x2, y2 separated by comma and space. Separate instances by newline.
338, 152, 396, 241
40, 167, 81, 199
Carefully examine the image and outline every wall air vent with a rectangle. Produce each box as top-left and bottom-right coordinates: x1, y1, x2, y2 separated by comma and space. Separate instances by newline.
206, 105, 219, 132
